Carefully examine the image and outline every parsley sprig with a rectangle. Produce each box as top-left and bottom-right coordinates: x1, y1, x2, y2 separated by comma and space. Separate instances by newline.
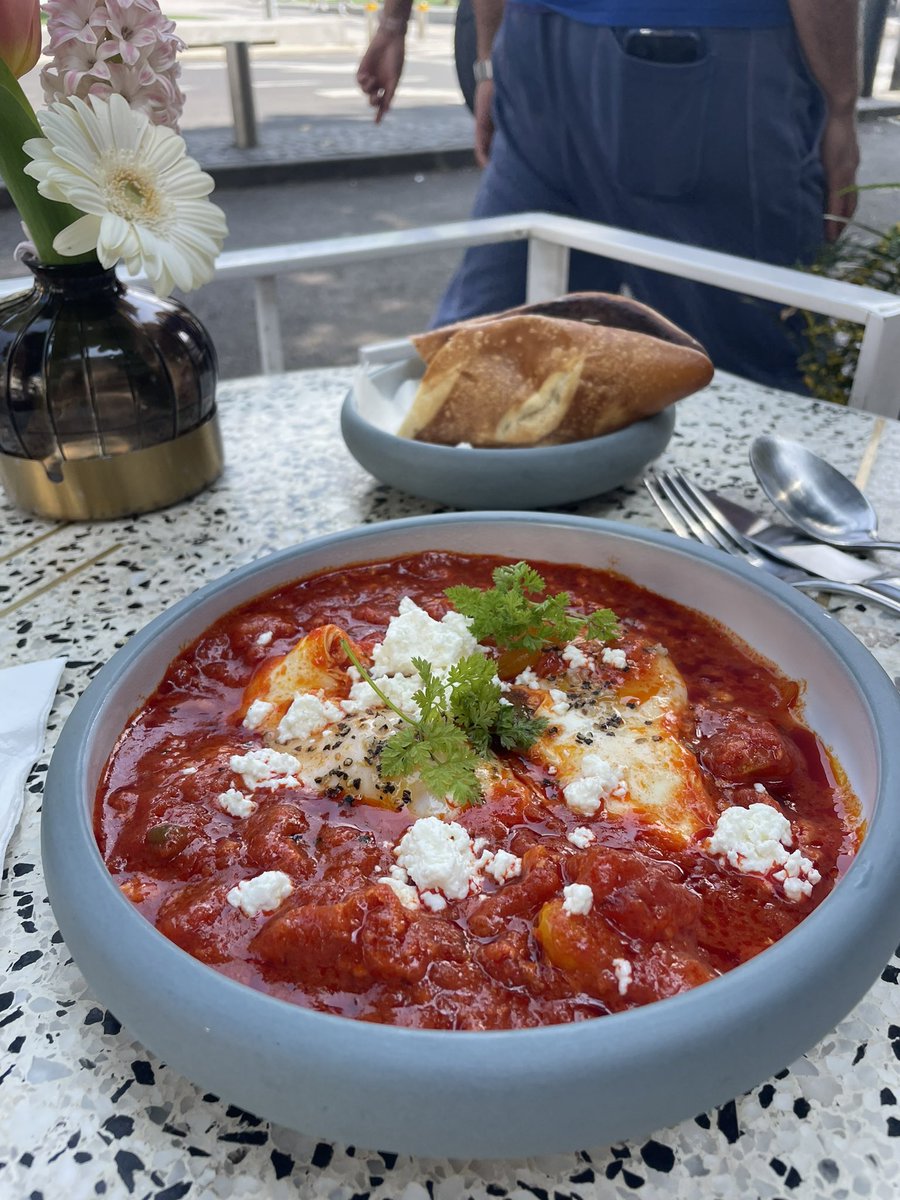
338, 563, 617, 807
445, 561, 618, 653
341, 642, 547, 808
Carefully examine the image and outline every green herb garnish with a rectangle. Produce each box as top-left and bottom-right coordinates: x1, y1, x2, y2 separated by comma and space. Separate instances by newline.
443, 652, 547, 756
341, 644, 547, 807
338, 563, 616, 807
445, 561, 618, 653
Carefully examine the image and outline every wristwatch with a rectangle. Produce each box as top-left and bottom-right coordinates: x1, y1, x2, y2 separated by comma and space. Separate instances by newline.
473, 59, 493, 85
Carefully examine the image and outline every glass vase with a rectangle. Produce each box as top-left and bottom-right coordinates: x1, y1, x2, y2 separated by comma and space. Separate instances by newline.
0, 257, 224, 521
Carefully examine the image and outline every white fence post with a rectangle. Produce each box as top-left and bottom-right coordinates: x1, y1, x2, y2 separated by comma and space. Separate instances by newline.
254, 276, 284, 375
526, 238, 570, 304
849, 311, 900, 415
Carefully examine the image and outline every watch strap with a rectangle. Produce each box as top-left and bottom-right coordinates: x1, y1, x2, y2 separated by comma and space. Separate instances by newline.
473, 59, 494, 84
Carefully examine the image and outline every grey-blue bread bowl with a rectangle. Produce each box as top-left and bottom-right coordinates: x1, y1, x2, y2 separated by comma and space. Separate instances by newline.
43, 512, 900, 1158
340, 354, 676, 509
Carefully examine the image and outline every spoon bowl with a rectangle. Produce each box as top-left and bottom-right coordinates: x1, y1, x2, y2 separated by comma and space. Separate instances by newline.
750, 435, 900, 553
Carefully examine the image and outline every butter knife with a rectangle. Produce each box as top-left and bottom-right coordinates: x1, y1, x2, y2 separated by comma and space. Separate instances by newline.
704, 490, 900, 603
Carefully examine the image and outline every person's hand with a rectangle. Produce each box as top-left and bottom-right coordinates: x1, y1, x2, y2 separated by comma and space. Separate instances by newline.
474, 79, 495, 167
820, 108, 860, 243
356, 27, 406, 123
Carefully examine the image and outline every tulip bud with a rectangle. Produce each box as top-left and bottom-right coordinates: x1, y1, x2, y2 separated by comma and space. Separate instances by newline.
0, 0, 41, 79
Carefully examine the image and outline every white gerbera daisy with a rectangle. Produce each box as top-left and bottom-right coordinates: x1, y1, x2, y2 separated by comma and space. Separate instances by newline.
23, 93, 227, 297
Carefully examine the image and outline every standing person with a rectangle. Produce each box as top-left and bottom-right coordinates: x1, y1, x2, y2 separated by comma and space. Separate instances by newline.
433, 0, 861, 392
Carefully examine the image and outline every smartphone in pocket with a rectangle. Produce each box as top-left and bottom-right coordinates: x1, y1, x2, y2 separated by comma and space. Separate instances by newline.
615, 28, 710, 198
623, 28, 704, 64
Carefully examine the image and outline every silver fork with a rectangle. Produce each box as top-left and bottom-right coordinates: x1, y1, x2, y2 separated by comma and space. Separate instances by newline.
645, 468, 900, 616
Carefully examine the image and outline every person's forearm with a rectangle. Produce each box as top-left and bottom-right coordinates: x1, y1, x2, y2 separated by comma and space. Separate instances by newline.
380, 0, 414, 31
473, 0, 505, 60
788, 0, 859, 114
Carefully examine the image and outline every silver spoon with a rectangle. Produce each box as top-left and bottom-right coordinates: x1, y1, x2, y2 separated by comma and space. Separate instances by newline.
750, 435, 900, 553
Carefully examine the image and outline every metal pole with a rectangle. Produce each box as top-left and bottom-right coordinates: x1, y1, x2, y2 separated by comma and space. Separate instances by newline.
264, 0, 279, 18
861, 0, 891, 97
225, 41, 258, 150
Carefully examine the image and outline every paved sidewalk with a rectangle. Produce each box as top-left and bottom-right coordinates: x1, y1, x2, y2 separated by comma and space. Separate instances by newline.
183, 107, 474, 186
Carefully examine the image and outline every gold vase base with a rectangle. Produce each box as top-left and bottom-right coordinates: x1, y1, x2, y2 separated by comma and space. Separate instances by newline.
0, 415, 224, 522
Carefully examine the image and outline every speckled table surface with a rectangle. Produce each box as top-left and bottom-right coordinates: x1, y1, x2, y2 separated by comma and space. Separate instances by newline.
2, 368, 900, 1200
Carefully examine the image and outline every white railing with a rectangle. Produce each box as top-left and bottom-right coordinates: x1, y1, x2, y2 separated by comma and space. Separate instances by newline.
2, 212, 899, 415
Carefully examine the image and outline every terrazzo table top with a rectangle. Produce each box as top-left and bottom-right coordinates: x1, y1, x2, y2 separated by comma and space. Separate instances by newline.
2, 368, 900, 1200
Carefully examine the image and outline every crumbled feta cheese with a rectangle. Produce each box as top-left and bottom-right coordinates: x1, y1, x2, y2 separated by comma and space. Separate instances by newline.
562, 753, 626, 816
562, 882, 594, 916
601, 647, 628, 669
378, 865, 421, 911
181, 766, 197, 775
613, 958, 632, 996
277, 692, 343, 743
562, 642, 589, 670
256, 630, 274, 646
243, 699, 274, 731
393, 816, 486, 900
514, 667, 541, 688
484, 849, 522, 884
779, 877, 806, 901
370, 597, 479, 677
420, 891, 448, 912
230, 747, 300, 790
217, 787, 257, 818
772, 849, 822, 901
781, 849, 821, 883
707, 803, 793, 874
341, 672, 424, 719
548, 687, 570, 716
226, 870, 293, 917
567, 826, 596, 849
753, 782, 768, 794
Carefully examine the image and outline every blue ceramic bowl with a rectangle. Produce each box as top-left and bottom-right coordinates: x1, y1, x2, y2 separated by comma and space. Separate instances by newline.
340, 354, 676, 509
43, 514, 900, 1157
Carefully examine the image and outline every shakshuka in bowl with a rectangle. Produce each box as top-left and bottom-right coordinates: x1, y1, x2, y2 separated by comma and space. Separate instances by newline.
43, 513, 900, 1158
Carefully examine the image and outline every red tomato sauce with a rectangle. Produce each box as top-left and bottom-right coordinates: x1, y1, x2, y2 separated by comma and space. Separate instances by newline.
94, 552, 860, 1030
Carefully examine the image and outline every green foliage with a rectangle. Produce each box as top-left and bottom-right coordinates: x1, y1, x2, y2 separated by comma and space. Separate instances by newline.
797, 208, 900, 405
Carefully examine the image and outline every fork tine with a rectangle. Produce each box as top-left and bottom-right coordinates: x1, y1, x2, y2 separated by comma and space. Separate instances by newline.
645, 470, 729, 552
657, 471, 746, 557
644, 472, 693, 539
669, 469, 759, 556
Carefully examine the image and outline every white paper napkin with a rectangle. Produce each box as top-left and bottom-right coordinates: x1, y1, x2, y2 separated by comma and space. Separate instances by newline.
0, 658, 65, 883
351, 362, 420, 434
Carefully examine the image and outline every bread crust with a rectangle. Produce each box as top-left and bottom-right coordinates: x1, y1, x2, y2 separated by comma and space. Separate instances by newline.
400, 292, 714, 448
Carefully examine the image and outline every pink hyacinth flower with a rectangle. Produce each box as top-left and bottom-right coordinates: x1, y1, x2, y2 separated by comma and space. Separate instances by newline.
42, 0, 109, 50
41, 0, 185, 131
99, 0, 167, 67
41, 41, 111, 102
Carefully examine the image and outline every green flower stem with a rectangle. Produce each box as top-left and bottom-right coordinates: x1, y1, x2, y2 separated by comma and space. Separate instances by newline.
0, 61, 93, 265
